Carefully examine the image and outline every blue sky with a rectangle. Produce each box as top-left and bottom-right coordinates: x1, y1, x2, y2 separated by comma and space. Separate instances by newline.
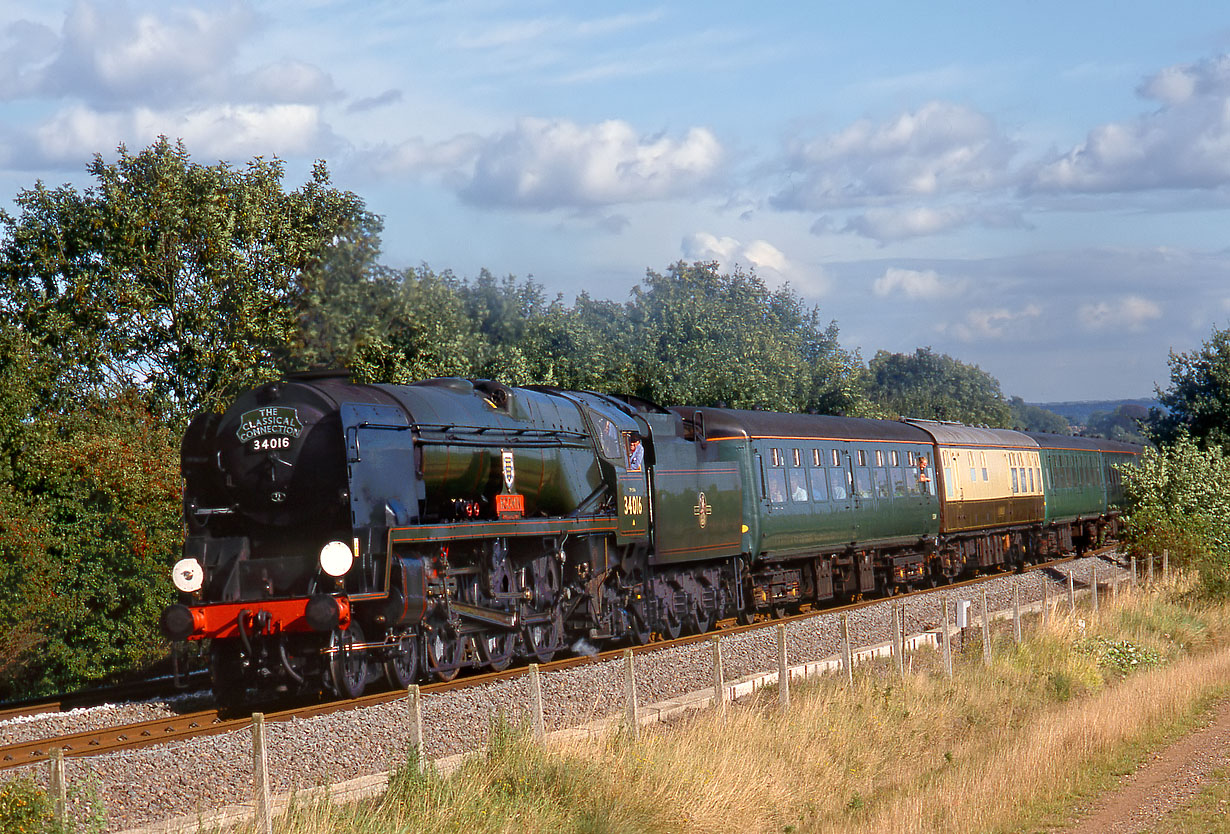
4, 2, 1230, 402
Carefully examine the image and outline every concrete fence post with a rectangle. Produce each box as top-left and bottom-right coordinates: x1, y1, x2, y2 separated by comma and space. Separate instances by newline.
841, 613, 853, 686
777, 624, 790, 712
1148, 553, 1155, 584
1068, 573, 1076, 616
981, 590, 991, 666
712, 636, 726, 715
407, 685, 425, 765
528, 664, 545, 741
896, 604, 906, 678
1163, 549, 1170, 583
890, 601, 900, 666
623, 649, 639, 740
1012, 580, 1021, 645
942, 596, 953, 679
252, 712, 272, 834
1091, 564, 1099, 615
1131, 556, 1138, 589
1041, 578, 1049, 627
48, 747, 67, 830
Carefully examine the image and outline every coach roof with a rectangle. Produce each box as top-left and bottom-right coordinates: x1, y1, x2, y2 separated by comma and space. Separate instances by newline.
671, 407, 934, 443
905, 418, 1040, 449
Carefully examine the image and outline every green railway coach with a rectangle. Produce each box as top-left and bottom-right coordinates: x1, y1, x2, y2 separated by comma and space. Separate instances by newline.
672, 408, 940, 602
1026, 432, 1142, 548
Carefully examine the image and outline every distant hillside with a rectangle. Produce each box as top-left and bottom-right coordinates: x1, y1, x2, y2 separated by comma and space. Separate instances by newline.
1030, 398, 1160, 426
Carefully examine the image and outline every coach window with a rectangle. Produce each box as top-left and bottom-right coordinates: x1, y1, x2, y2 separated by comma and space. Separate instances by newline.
810, 450, 829, 501
766, 448, 787, 504
902, 464, 919, 495
943, 465, 955, 499
889, 465, 904, 496
1011, 468, 1019, 493
873, 465, 890, 499
980, 452, 989, 482
788, 467, 808, 502
829, 468, 848, 500
831, 448, 841, 467
788, 449, 807, 501
857, 449, 867, 467
875, 450, 884, 467
1028, 467, 1035, 493
855, 466, 872, 498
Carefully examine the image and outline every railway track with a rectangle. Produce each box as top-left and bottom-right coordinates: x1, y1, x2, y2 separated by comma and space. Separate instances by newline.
1, 550, 1116, 772
0, 671, 209, 725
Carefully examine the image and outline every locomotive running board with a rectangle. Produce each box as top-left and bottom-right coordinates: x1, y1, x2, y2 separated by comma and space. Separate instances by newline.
389, 515, 617, 545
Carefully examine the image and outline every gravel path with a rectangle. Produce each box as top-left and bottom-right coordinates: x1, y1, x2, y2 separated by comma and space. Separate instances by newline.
0, 553, 1130, 832
1067, 696, 1230, 833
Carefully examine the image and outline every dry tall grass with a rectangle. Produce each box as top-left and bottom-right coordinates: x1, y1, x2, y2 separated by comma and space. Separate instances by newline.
257, 580, 1230, 834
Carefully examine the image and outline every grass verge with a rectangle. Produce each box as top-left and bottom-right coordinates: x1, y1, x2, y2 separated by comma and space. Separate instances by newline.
216, 577, 1230, 834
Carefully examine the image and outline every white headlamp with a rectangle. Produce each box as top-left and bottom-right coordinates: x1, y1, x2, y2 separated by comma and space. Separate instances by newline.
319, 541, 354, 577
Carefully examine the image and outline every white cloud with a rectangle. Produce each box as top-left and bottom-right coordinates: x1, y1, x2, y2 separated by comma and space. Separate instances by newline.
1079, 296, 1162, 331
1032, 53, 1230, 193
942, 304, 1042, 342
240, 61, 341, 105
872, 267, 960, 299
3, 1, 258, 104
459, 118, 723, 209
1, 3, 348, 110
28, 103, 332, 167
843, 206, 970, 242
681, 232, 827, 294
772, 101, 1017, 210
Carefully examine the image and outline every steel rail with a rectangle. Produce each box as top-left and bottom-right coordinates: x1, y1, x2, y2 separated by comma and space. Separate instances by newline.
0, 548, 1119, 770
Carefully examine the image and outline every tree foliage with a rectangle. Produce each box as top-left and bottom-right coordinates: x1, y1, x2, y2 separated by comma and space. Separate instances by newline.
625, 262, 869, 413
1122, 435, 1230, 597
0, 136, 373, 422
1150, 325, 1230, 449
1008, 396, 1070, 434
1083, 403, 1149, 444
0, 392, 179, 697
867, 347, 1012, 426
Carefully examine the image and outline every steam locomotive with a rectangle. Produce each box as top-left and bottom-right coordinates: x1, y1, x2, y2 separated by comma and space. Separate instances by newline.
159, 373, 1140, 706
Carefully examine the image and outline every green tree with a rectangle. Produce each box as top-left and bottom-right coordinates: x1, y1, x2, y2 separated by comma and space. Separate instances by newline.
1008, 396, 1071, 434
1151, 325, 1230, 449
1121, 435, 1230, 596
0, 392, 179, 697
0, 137, 373, 422
1084, 404, 1149, 444
868, 347, 1011, 426
625, 261, 867, 413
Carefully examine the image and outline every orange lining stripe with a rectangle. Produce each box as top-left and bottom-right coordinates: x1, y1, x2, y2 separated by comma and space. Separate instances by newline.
708, 435, 931, 445
657, 540, 742, 555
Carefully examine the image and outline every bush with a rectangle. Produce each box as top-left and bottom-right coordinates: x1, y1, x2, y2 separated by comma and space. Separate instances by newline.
1121, 435, 1230, 597
0, 778, 53, 834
